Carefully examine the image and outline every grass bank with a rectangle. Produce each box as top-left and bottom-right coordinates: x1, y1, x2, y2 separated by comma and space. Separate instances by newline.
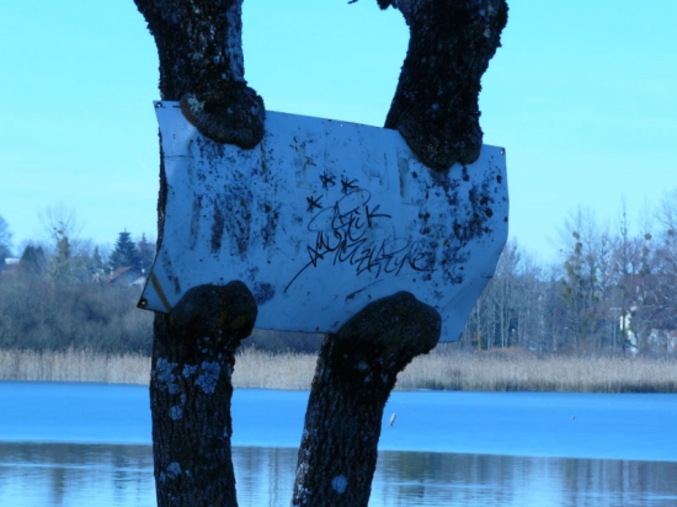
1, 347, 675, 393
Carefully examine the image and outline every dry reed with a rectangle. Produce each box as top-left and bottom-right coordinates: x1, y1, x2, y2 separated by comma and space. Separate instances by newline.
0, 348, 150, 385
397, 351, 677, 393
1, 347, 675, 393
232, 347, 316, 390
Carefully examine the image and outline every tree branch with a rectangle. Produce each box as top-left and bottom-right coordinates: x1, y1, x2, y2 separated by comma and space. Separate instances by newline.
133, 0, 265, 148
377, 0, 508, 170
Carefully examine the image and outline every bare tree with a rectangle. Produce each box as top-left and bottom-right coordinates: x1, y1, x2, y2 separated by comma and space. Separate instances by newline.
631, 189, 677, 351
37, 205, 94, 283
460, 241, 544, 353
558, 208, 610, 352
38, 203, 84, 247
511, 251, 544, 351
491, 242, 520, 348
609, 203, 646, 354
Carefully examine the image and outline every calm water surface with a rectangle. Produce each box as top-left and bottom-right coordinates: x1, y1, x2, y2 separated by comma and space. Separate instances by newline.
1, 382, 676, 506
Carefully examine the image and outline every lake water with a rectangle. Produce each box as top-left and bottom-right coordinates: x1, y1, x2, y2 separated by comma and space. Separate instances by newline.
1, 382, 676, 506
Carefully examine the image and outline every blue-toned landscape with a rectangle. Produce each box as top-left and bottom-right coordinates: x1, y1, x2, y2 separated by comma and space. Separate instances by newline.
1, 382, 676, 506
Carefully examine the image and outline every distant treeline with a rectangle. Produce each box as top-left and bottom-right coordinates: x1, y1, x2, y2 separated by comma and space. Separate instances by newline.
0, 274, 153, 355
1, 189, 677, 357
0, 270, 324, 355
460, 196, 677, 357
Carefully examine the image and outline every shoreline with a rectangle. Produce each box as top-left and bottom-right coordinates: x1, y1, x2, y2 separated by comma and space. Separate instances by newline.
1, 347, 676, 393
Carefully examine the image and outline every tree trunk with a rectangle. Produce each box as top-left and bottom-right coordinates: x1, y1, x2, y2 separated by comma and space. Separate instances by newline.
151, 282, 257, 507
377, 0, 508, 170
292, 3, 508, 501
292, 292, 440, 507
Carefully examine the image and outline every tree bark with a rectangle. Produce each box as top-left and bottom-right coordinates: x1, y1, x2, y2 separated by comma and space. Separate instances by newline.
377, 0, 508, 170
133, 0, 264, 148
151, 281, 257, 507
292, 292, 441, 507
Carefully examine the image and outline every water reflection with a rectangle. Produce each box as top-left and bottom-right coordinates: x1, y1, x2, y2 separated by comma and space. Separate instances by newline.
0, 443, 154, 507
2, 443, 676, 507
235, 447, 297, 507
372, 452, 677, 507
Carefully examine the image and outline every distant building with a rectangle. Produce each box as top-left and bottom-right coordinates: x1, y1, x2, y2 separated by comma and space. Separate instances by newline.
0, 257, 21, 276
622, 309, 677, 356
106, 267, 146, 287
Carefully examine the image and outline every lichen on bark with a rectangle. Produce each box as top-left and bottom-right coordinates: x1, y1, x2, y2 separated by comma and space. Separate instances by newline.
132, 2, 264, 505
150, 281, 257, 507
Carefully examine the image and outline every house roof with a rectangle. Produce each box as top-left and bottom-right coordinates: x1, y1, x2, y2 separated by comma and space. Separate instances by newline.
107, 266, 145, 285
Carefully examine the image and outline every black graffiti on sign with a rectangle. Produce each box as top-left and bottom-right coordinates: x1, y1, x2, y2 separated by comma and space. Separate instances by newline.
340, 177, 359, 194
306, 195, 323, 212
284, 186, 435, 293
319, 172, 336, 189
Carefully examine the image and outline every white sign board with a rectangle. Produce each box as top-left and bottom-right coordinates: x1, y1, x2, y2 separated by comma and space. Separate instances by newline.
139, 102, 508, 342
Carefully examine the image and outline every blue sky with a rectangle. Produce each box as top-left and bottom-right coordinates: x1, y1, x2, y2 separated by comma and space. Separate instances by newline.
1, 1, 675, 263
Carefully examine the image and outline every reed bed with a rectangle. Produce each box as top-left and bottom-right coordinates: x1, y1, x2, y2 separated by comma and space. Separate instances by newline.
397, 351, 677, 393
0, 348, 150, 385
232, 347, 316, 390
1, 347, 675, 393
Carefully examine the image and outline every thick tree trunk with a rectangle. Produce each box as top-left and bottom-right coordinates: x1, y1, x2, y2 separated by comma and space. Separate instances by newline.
132, 2, 263, 505
151, 282, 257, 507
292, 292, 441, 507
378, 0, 508, 170
292, 3, 507, 504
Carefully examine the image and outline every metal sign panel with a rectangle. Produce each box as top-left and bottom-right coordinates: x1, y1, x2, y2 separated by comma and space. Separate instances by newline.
139, 101, 508, 342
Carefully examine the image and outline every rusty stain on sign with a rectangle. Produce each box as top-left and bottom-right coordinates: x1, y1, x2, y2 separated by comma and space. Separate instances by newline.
139, 101, 509, 342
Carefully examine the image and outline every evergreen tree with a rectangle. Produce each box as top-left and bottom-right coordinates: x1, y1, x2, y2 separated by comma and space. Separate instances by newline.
109, 231, 141, 271
20, 245, 47, 276
91, 246, 106, 277
137, 234, 156, 273
50, 233, 73, 282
